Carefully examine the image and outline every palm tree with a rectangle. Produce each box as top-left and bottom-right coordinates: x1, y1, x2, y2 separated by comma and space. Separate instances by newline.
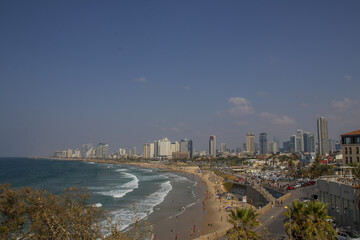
227, 207, 261, 240
284, 200, 336, 240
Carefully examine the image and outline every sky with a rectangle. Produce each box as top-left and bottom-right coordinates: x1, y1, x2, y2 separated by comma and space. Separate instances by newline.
1, 0, 360, 156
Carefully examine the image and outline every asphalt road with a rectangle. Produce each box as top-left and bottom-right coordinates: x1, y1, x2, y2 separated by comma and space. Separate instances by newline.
257, 185, 319, 240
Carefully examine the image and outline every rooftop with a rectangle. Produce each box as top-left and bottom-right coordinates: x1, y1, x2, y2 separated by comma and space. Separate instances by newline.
341, 129, 360, 136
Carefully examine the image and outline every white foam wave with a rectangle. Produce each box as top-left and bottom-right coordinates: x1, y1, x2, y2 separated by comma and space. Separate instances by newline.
116, 169, 127, 172
141, 174, 168, 181
98, 172, 139, 199
165, 172, 191, 182
138, 168, 153, 173
93, 203, 102, 208
110, 180, 173, 230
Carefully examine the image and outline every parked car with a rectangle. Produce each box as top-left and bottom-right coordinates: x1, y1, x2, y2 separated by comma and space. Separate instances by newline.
336, 231, 360, 240
287, 185, 295, 190
308, 180, 316, 185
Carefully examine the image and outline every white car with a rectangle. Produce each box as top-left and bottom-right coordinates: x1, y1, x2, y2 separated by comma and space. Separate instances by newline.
336, 231, 360, 240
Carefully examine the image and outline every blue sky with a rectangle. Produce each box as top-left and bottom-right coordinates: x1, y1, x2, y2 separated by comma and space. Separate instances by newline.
1, 1, 359, 156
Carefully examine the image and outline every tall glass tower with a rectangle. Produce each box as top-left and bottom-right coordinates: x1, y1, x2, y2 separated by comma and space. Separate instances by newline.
259, 133, 268, 155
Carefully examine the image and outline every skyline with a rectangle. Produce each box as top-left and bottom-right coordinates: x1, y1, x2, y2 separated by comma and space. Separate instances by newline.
1, 1, 360, 156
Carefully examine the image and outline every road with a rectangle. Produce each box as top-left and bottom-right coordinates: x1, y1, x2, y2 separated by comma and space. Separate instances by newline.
256, 185, 318, 240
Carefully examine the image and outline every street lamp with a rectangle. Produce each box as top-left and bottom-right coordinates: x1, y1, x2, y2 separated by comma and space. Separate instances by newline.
285, 206, 291, 240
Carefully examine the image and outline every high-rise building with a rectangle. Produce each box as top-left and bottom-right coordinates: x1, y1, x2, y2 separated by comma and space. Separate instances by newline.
290, 135, 297, 153
296, 129, 304, 153
317, 117, 329, 155
157, 138, 172, 159
283, 141, 291, 153
67, 148, 73, 158
209, 135, 216, 157
149, 143, 154, 158
143, 144, 150, 159
179, 139, 193, 158
119, 148, 126, 156
303, 132, 315, 153
219, 143, 227, 153
268, 142, 277, 154
81, 144, 92, 158
246, 133, 255, 154
259, 133, 268, 155
74, 148, 81, 158
133, 147, 137, 156
95, 143, 109, 159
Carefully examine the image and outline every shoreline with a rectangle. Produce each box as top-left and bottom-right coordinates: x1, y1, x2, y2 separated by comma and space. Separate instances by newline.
31, 157, 235, 238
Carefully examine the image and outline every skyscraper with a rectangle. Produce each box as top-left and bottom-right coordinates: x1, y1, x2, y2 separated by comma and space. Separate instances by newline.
259, 133, 268, 155
296, 129, 304, 153
180, 139, 193, 158
317, 117, 329, 155
81, 143, 92, 158
290, 135, 297, 153
209, 135, 216, 157
246, 133, 255, 154
219, 143, 227, 153
95, 143, 109, 159
143, 144, 150, 159
303, 132, 315, 153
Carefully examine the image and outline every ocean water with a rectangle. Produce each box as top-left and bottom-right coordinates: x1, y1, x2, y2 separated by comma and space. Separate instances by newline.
0, 158, 198, 230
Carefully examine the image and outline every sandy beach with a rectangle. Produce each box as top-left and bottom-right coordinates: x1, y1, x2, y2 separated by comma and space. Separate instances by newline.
45, 158, 239, 239
126, 162, 237, 239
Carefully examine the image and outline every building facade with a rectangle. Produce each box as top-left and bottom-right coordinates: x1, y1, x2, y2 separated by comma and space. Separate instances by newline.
317, 117, 329, 155
209, 135, 216, 157
318, 178, 360, 231
341, 130, 360, 165
246, 133, 255, 154
259, 133, 268, 155
303, 132, 315, 153
95, 143, 109, 159
296, 129, 304, 153
143, 144, 150, 159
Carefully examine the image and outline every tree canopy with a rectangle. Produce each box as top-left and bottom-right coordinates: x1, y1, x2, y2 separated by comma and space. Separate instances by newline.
0, 184, 151, 240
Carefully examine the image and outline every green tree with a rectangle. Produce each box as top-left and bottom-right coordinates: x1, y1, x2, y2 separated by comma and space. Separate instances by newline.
351, 163, 360, 184
227, 207, 261, 240
284, 200, 336, 240
310, 156, 334, 178
0, 184, 151, 240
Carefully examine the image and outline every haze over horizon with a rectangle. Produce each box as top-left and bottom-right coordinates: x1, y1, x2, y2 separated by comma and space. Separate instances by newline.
1, 1, 359, 157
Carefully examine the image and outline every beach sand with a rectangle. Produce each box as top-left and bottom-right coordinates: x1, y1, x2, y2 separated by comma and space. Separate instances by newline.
52, 159, 236, 239
133, 163, 234, 239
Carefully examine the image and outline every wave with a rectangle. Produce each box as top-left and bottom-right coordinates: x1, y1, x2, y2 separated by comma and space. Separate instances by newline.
97, 172, 139, 199
137, 168, 153, 173
141, 174, 168, 181
93, 203, 102, 208
115, 169, 127, 172
110, 180, 173, 230
163, 172, 192, 182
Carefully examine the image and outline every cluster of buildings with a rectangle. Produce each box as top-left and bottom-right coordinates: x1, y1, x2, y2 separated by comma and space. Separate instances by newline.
318, 129, 360, 232
143, 138, 193, 160
53, 116, 342, 160
54, 143, 110, 159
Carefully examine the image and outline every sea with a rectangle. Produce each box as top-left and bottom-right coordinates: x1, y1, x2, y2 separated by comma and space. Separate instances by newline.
0, 157, 199, 230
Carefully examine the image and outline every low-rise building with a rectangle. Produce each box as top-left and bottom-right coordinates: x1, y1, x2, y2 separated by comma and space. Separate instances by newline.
172, 151, 190, 160
341, 130, 360, 165
318, 177, 360, 231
